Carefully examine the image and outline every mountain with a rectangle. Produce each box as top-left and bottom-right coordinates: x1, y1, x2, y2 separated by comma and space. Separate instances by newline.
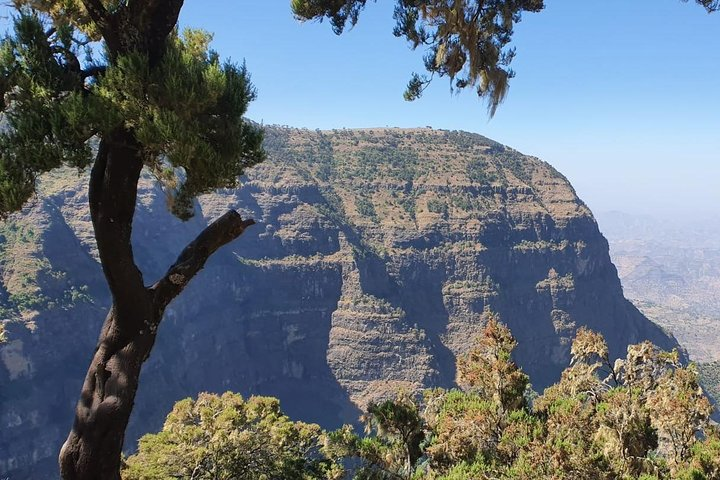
596, 211, 720, 363
0, 127, 678, 478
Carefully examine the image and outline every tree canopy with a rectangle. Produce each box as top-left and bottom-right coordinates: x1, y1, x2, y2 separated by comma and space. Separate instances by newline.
292, 0, 720, 115
0, 3, 263, 220
127, 320, 719, 479
123, 392, 339, 480
1, 2, 265, 478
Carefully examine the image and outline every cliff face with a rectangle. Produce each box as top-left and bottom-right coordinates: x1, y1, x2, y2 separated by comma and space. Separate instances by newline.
0, 127, 677, 478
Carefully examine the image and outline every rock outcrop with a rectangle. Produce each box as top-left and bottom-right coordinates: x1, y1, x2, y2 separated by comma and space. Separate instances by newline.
0, 127, 677, 478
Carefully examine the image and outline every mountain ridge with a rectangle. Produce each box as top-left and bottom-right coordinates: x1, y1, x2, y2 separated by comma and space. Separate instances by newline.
0, 126, 678, 478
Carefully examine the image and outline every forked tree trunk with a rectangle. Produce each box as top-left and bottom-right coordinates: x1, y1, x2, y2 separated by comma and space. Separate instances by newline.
55, 3, 256, 477
58, 129, 254, 480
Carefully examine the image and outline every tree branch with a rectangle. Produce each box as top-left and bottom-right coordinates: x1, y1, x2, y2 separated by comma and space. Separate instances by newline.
80, 0, 123, 53
147, 0, 185, 65
153, 0, 185, 37
151, 211, 255, 312
89, 131, 148, 316
129, 0, 184, 32
81, 65, 107, 79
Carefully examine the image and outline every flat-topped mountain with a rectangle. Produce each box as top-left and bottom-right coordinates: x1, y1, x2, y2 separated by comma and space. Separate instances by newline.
0, 127, 677, 478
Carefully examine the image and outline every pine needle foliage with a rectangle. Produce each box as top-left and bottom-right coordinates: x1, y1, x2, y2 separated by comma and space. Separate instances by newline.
0, 7, 264, 220
1, 5, 265, 475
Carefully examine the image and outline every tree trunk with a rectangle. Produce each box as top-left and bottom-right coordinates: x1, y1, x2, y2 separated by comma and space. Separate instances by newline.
58, 129, 254, 479
54, 3, 257, 477
59, 305, 159, 480
58, 128, 153, 479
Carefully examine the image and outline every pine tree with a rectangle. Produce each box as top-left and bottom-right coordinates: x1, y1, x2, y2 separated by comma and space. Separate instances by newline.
1, 2, 263, 479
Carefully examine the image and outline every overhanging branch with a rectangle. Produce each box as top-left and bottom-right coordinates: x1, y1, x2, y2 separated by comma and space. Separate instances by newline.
129, 0, 184, 33
81, 65, 106, 79
80, 0, 121, 51
150, 210, 255, 312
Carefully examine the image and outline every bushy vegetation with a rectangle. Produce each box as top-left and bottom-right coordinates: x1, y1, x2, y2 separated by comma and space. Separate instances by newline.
125, 315, 718, 480
355, 196, 377, 220
426, 199, 448, 216
123, 393, 339, 480
467, 159, 499, 185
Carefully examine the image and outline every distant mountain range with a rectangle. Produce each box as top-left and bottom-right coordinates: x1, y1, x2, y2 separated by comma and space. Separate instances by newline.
0, 127, 679, 478
597, 211, 720, 363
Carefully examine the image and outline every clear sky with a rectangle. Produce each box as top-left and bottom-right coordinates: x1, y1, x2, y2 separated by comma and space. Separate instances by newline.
176, 0, 720, 219
2, 1, 719, 217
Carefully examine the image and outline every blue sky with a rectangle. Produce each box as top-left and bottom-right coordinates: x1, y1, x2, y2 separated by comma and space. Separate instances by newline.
176, 0, 720, 218
2, 1, 719, 217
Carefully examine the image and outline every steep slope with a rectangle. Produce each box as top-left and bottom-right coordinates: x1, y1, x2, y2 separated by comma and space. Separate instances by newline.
0, 127, 677, 478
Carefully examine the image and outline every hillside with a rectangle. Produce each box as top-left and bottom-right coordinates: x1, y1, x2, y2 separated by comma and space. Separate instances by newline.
0, 127, 678, 478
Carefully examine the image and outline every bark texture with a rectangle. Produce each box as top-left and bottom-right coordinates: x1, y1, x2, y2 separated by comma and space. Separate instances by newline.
59, 132, 254, 479
58, 2, 255, 478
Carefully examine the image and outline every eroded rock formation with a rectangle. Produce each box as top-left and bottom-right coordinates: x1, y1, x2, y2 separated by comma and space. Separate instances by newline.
0, 127, 677, 478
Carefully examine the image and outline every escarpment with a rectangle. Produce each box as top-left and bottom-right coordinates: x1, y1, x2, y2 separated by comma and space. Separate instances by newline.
0, 127, 677, 478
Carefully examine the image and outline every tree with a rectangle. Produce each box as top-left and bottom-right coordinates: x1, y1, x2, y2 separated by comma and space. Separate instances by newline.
646, 364, 713, 471
674, 425, 720, 480
529, 329, 712, 479
323, 392, 425, 480
122, 392, 336, 480
423, 315, 530, 476
292, 0, 720, 115
1, 2, 263, 479
455, 312, 529, 414
2, 1, 718, 478
123, 328, 718, 479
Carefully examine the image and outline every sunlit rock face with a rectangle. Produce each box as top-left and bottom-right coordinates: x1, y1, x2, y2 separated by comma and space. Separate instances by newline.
0, 127, 677, 478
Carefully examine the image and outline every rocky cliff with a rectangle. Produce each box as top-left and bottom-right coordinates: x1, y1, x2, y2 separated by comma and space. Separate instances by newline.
0, 127, 678, 478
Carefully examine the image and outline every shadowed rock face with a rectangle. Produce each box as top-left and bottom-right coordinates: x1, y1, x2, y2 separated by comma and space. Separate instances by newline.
0, 127, 677, 478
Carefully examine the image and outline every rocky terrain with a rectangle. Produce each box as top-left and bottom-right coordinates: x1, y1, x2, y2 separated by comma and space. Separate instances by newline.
0, 127, 677, 478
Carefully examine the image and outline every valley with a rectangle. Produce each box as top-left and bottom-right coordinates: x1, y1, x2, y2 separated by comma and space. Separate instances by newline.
0, 128, 698, 478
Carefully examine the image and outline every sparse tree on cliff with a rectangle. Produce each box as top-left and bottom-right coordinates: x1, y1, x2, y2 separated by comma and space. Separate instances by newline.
0, 2, 263, 478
